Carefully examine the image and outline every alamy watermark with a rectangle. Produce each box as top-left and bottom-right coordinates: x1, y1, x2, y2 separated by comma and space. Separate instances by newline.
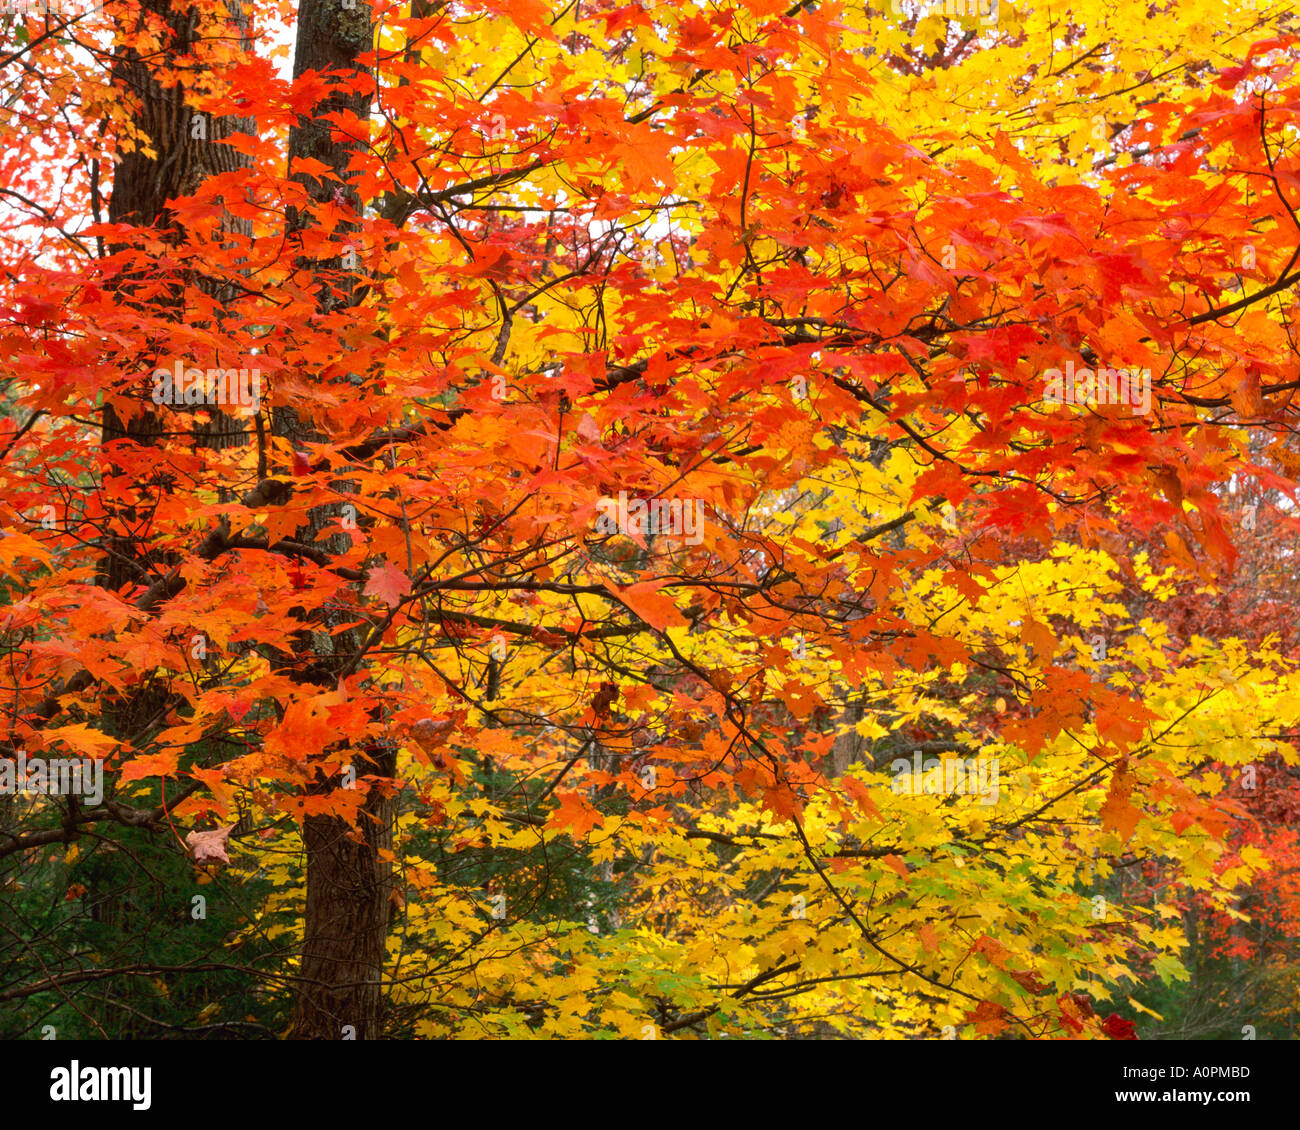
151, 360, 261, 412
1, 754, 104, 806
889, 0, 1000, 28
891, 751, 999, 806
1043, 360, 1151, 416
0, 0, 104, 16
595, 491, 704, 545
50, 1061, 150, 1111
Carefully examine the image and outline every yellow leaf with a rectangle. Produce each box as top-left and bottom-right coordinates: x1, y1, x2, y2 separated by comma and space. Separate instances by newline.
1127, 996, 1164, 1021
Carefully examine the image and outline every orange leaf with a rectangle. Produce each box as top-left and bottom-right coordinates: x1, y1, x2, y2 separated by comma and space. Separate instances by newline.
880, 853, 909, 880
972, 934, 1012, 971
1020, 617, 1057, 660
919, 921, 939, 954
41, 723, 118, 759
549, 791, 605, 834
1099, 760, 1140, 842
604, 580, 687, 631
965, 1000, 1009, 1036
760, 780, 803, 823
119, 750, 180, 783
840, 775, 880, 818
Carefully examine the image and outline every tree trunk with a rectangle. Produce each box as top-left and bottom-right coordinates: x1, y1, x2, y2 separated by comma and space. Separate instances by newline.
293, 743, 397, 1039
280, 0, 394, 1040
101, 0, 254, 589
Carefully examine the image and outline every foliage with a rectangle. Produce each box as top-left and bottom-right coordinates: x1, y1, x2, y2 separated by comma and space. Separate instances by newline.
1, 0, 1299, 1038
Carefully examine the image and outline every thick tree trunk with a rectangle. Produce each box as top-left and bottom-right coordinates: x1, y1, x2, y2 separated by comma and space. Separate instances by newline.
78, 2, 259, 1032
101, 0, 392, 1041
293, 743, 397, 1039
101, 0, 254, 590
281, 0, 394, 1040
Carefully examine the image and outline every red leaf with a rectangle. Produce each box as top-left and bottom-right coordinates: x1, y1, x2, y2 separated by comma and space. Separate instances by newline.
364, 563, 412, 608
1102, 1014, 1138, 1040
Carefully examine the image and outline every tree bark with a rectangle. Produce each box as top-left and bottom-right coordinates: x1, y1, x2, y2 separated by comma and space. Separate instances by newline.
101, 0, 255, 590
280, 0, 395, 1040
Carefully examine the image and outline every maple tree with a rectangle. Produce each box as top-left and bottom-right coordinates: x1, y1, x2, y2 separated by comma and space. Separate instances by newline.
2, 0, 1300, 1041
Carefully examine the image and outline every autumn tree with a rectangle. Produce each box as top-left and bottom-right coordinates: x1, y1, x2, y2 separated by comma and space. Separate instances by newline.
3, 0, 1300, 1039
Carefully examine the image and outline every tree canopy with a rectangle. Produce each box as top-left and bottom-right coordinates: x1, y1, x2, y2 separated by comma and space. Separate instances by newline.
1, 0, 1299, 1040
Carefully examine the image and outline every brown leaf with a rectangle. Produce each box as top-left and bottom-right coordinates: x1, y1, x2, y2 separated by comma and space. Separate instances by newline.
186, 824, 235, 866
592, 681, 619, 718
1011, 969, 1049, 995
